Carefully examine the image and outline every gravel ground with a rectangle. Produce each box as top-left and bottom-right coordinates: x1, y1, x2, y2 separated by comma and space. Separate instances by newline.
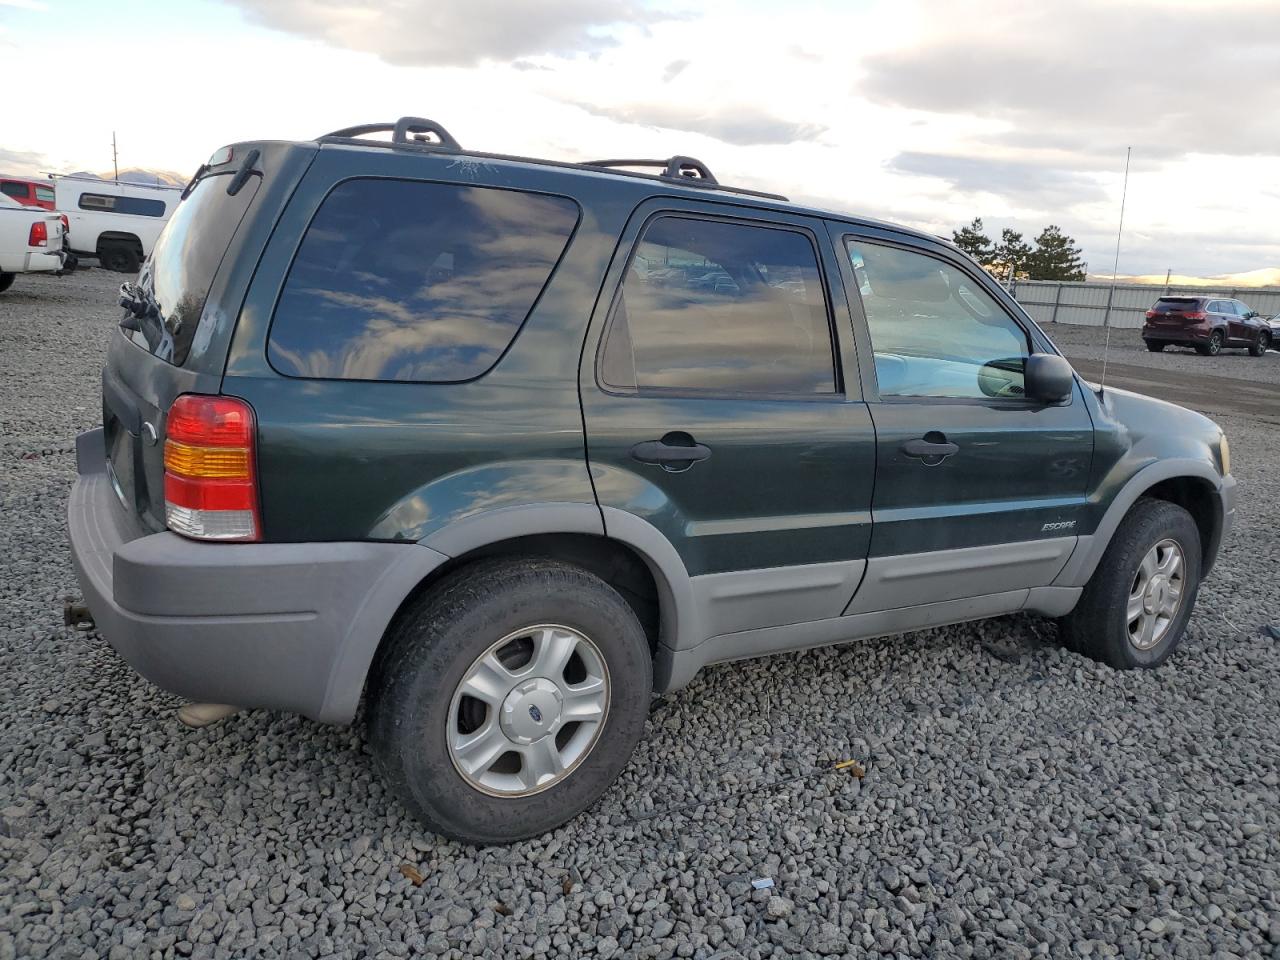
2, 271, 1279, 959
1046, 323, 1280, 385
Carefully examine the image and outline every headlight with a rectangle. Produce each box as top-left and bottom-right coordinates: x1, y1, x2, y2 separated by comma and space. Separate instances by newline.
1219, 434, 1231, 476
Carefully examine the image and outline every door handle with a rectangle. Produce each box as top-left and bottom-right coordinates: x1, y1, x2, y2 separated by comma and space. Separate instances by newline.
901, 434, 959, 464
630, 432, 712, 472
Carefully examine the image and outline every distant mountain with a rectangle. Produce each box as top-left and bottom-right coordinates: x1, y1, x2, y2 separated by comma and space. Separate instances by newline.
69, 167, 187, 187
1088, 267, 1280, 289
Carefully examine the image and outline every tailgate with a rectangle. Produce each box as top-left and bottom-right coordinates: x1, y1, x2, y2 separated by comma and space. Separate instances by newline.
101, 143, 291, 531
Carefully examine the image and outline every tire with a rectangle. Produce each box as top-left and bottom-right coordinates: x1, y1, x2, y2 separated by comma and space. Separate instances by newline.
1058, 498, 1201, 669
99, 243, 140, 274
0, 273, 13, 294
1145, 340, 1165, 352
367, 558, 652, 844
1250, 332, 1269, 357
1196, 330, 1224, 356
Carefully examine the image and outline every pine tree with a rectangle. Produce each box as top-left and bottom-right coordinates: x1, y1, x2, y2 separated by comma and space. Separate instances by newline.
994, 228, 1032, 278
952, 218, 995, 265
1026, 225, 1087, 281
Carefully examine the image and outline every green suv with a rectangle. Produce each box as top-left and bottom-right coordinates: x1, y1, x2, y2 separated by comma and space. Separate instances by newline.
67, 118, 1236, 843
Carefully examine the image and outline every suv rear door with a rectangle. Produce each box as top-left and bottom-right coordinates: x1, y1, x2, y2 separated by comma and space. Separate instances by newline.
831, 225, 1094, 611
581, 199, 876, 641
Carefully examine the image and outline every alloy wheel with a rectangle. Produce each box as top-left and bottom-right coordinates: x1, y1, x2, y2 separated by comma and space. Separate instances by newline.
1126, 538, 1185, 651
447, 624, 610, 797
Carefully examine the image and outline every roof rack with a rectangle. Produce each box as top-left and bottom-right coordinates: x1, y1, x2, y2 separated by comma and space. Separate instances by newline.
315, 115, 788, 202
581, 156, 719, 184
318, 117, 461, 151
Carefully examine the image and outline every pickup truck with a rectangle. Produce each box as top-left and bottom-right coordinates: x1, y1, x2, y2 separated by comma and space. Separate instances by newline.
0, 192, 65, 292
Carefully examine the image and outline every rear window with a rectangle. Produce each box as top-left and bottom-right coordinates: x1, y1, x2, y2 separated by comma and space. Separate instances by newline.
79, 192, 167, 217
0, 182, 28, 199
1152, 298, 1202, 312
35, 186, 54, 203
267, 179, 579, 383
126, 172, 261, 365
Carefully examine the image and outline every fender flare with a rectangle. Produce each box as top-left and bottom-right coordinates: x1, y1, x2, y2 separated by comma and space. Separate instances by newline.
1054, 458, 1226, 588
318, 503, 697, 721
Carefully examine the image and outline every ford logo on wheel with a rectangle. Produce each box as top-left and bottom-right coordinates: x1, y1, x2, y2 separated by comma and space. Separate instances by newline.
528, 705, 542, 723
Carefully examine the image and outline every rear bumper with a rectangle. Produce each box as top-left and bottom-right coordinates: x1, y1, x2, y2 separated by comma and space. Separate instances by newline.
67, 428, 447, 723
16, 250, 63, 273
1142, 323, 1213, 343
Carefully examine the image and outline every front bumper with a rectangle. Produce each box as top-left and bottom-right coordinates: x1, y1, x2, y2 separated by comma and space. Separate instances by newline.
67, 429, 447, 723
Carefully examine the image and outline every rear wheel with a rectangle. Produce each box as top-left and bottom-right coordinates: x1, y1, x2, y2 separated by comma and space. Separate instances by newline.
1250, 331, 1269, 357
1196, 330, 1224, 356
0, 273, 13, 294
367, 558, 652, 844
99, 242, 140, 273
1058, 498, 1201, 669
1145, 340, 1165, 352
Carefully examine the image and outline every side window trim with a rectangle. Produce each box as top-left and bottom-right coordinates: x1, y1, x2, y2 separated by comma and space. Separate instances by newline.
839, 232, 1064, 407
594, 209, 846, 401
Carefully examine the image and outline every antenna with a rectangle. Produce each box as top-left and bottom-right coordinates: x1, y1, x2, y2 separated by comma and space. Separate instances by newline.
1099, 146, 1131, 395
112, 131, 119, 183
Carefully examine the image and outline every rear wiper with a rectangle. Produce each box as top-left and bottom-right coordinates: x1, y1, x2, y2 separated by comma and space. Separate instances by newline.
179, 163, 209, 201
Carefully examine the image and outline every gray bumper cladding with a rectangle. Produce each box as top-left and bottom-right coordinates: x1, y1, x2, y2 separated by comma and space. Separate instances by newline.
66, 429, 447, 723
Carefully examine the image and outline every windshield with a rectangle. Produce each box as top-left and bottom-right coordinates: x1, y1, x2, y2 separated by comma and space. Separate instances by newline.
125, 172, 260, 365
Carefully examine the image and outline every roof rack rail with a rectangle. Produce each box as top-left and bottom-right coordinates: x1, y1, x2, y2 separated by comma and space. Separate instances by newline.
318, 117, 461, 151
582, 156, 718, 184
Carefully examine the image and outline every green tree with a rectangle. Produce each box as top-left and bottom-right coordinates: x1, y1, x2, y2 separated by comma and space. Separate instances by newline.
952, 217, 995, 265
994, 228, 1033, 278
1026, 225, 1087, 281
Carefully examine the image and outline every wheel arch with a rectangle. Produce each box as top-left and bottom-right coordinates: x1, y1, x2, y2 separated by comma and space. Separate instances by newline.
96, 230, 143, 253
323, 505, 696, 723
1055, 459, 1227, 588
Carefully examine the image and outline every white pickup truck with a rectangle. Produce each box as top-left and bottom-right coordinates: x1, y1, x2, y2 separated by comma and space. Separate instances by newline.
0, 192, 66, 293
53, 175, 179, 273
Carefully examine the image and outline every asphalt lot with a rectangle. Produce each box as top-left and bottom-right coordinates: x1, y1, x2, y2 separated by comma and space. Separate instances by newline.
1, 269, 1278, 960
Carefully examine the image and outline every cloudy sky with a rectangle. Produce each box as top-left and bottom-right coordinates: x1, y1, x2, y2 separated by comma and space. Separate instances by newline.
2, 0, 1277, 277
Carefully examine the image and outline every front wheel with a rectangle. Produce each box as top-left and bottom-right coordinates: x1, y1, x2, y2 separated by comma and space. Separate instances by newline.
1058, 498, 1201, 668
367, 558, 652, 844
1250, 332, 1270, 357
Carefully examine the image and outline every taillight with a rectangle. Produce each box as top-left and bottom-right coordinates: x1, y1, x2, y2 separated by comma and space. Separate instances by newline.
59, 214, 68, 232
29, 221, 47, 247
1184, 312, 1207, 321
163, 394, 260, 542
1145, 310, 1156, 319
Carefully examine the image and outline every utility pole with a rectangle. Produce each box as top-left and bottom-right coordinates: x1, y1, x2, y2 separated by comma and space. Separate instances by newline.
112, 132, 119, 183
1164, 268, 1171, 294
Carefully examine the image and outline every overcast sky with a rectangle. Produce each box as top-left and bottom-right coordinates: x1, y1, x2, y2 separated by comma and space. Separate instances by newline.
2, 0, 1277, 277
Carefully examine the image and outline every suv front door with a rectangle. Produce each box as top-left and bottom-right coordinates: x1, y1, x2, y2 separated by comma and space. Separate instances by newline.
832, 226, 1094, 613
581, 200, 876, 644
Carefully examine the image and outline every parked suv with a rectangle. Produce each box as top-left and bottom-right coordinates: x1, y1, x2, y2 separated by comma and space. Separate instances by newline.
67, 119, 1236, 843
1142, 295, 1271, 356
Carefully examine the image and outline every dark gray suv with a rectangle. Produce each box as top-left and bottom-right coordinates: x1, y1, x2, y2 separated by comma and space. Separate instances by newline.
67, 118, 1236, 843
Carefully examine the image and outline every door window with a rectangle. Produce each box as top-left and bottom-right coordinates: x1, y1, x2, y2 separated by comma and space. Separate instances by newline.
600, 216, 836, 396
846, 240, 1031, 400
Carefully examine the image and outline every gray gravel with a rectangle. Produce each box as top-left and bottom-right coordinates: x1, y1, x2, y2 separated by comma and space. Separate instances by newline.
1046, 322, 1280, 385
2, 271, 1279, 959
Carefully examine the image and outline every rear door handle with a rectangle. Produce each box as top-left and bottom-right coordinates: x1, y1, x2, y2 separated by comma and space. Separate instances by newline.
901, 435, 959, 463
630, 433, 712, 472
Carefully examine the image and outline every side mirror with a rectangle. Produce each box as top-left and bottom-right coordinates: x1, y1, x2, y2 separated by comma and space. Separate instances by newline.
1024, 353, 1075, 404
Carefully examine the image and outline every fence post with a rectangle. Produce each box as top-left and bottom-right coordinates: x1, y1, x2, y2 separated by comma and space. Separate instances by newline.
1050, 283, 1063, 323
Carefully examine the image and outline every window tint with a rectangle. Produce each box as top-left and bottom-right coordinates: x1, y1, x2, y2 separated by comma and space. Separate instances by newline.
1153, 297, 1201, 312
78, 192, 167, 217
128, 172, 262, 365
0, 182, 27, 199
268, 179, 578, 382
600, 216, 835, 395
847, 240, 1030, 400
